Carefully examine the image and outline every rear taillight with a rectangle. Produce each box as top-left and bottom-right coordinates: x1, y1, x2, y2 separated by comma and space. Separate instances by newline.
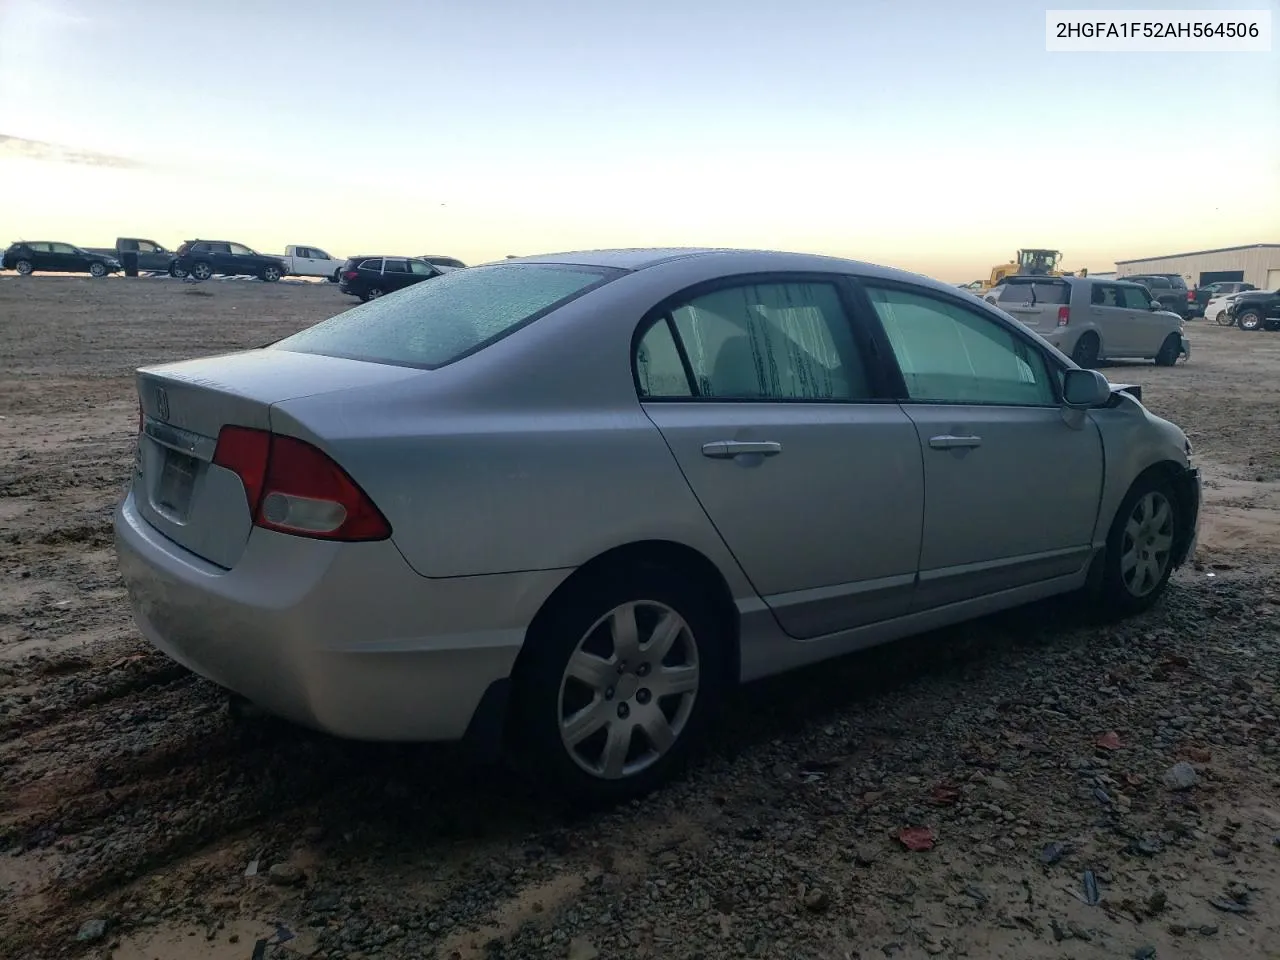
212, 426, 390, 541
1057, 306, 1070, 326
1186, 290, 1195, 301
342, 270, 359, 282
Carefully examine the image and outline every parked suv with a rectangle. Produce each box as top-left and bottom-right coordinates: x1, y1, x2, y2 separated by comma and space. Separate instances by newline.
3, 241, 121, 277
990, 275, 1188, 367
1226, 288, 1280, 331
169, 240, 287, 282
1125, 274, 1193, 319
337, 256, 442, 301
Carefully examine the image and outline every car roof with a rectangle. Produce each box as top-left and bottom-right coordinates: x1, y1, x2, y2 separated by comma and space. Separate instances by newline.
505, 247, 956, 288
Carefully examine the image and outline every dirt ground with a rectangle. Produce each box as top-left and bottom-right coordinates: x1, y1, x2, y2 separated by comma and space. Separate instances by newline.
2, 277, 1279, 960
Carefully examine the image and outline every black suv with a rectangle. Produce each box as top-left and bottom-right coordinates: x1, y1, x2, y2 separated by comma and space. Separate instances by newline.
338, 256, 442, 301
1227, 288, 1280, 331
1126, 274, 1193, 319
3, 241, 121, 277
169, 240, 287, 282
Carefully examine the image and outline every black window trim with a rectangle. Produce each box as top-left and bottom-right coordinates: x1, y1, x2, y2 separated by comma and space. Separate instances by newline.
630, 270, 900, 405
845, 274, 1068, 409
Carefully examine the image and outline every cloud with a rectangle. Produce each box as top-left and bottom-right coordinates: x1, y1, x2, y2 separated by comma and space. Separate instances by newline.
0, 134, 145, 170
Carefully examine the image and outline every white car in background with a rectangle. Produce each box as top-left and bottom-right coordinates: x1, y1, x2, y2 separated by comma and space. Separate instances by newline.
279, 245, 346, 282
1205, 291, 1251, 325
989, 275, 1188, 368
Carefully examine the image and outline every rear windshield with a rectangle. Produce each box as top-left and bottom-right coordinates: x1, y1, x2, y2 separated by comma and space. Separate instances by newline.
273, 262, 619, 369
996, 281, 1069, 305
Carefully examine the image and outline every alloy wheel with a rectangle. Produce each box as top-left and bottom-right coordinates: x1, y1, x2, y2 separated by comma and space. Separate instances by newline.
1120, 491, 1174, 597
557, 600, 700, 780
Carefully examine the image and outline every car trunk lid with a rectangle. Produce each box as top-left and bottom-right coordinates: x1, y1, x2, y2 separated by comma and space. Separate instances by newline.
132, 348, 422, 569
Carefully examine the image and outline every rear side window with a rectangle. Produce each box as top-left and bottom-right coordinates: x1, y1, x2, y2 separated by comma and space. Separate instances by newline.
273, 262, 617, 369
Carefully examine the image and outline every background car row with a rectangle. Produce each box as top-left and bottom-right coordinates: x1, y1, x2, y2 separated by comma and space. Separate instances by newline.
2, 236, 467, 287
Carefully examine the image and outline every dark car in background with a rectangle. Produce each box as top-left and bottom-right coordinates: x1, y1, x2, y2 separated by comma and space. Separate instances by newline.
170, 240, 287, 282
1126, 274, 1194, 319
3, 241, 121, 277
1227, 288, 1280, 331
337, 256, 443, 301
85, 237, 174, 274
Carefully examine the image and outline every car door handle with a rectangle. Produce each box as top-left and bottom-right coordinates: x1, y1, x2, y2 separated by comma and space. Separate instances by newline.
701, 441, 782, 459
929, 435, 982, 450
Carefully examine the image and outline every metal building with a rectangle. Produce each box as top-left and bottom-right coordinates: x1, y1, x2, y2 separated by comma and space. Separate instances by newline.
1115, 243, 1280, 289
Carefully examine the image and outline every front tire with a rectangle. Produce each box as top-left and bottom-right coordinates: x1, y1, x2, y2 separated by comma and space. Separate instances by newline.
261, 265, 281, 282
1098, 474, 1180, 619
1237, 309, 1264, 331
190, 261, 213, 281
1154, 333, 1180, 367
509, 566, 727, 804
89, 262, 107, 278
1071, 332, 1101, 368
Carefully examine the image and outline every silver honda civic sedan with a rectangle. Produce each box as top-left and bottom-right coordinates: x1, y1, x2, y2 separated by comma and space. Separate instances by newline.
114, 248, 1201, 801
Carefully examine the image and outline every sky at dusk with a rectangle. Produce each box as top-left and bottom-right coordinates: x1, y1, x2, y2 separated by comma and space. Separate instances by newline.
0, 0, 1277, 282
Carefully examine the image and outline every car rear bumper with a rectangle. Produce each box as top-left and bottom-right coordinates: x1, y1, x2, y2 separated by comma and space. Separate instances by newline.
113, 491, 568, 742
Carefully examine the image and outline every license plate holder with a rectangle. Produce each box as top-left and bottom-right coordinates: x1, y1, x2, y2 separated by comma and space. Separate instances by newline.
156, 451, 198, 518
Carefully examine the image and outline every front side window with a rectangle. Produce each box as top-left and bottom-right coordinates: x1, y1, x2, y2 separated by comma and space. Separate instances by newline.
51, 243, 76, 254
864, 285, 1056, 406
408, 260, 436, 276
274, 262, 616, 369
228, 243, 253, 256
312, 248, 331, 260
1120, 285, 1152, 309
638, 281, 870, 400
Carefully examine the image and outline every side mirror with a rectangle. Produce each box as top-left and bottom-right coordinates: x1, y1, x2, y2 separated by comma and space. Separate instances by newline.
1149, 300, 1163, 310
1062, 368, 1111, 408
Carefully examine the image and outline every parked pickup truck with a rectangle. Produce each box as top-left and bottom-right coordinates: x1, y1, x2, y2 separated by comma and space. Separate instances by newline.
85, 237, 174, 273
278, 245, 345, 281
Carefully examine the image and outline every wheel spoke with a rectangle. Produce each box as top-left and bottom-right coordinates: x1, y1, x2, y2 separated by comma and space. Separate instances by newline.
640, 710, 676, 753
1151, 531, 1174, 554
566, 650, 614, 691
1125, 518, 1143, 542
609, 603, 642, 661
561, 701, 608, 747
654, 663, 700, 698
1120, 550, 1139, 576
644, 611, 683, 663
1151, 497, 1171, 531
600, 721, 632, 778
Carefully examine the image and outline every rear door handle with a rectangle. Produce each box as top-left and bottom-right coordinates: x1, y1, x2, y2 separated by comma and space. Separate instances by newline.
701, 441, 782, 459
929, 435, 982, 450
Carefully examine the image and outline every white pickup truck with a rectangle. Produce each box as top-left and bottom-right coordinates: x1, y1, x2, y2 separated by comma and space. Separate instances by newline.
278, 245, 345, 281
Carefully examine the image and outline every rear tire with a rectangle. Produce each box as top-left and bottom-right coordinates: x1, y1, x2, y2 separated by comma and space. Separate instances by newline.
1154, 334, 1180, 367
169, 263, 188, 279
508, 565, 728, 805
1096, 473, 1180, 620
1071, 332, 1101, 368
328, 269, 340, 283
362, 286, 384, 301
1214, 310, 1235, 326
14, 259, 34, 276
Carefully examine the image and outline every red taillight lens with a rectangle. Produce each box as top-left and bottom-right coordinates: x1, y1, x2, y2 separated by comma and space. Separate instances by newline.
212, 426, 390, 541
342, 270, 359, 281
1057, 306, 1070, 326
